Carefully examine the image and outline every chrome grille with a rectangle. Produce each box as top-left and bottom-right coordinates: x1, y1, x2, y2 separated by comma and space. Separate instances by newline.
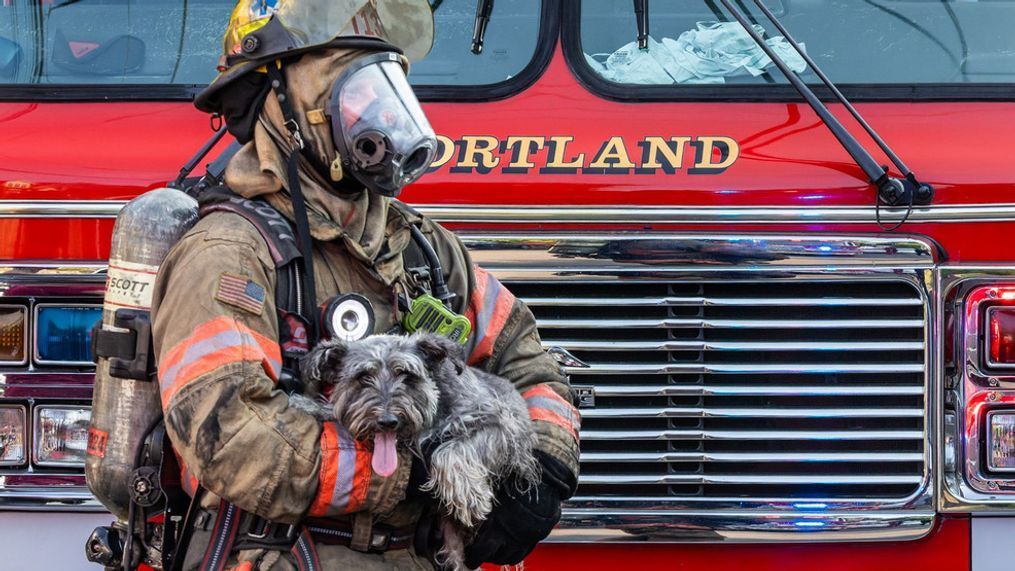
508, 277, 927, 504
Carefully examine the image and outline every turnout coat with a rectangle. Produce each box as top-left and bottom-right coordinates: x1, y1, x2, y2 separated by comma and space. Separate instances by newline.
150, 196, 581, 569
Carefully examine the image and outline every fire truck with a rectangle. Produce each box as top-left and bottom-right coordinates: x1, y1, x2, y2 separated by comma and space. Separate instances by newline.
0, 0, 1013, 569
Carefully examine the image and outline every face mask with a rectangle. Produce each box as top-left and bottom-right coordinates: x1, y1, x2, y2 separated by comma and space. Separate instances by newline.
328, 52, 436, 197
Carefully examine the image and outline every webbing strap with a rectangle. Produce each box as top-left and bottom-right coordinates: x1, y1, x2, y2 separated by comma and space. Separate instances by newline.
290, 528, 321, 571
266, 63, 319, 345
200, 500, 240, 571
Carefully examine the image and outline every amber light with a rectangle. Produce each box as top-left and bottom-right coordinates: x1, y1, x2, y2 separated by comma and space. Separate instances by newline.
0, 306, 26, 364
988, 307, 1015, 368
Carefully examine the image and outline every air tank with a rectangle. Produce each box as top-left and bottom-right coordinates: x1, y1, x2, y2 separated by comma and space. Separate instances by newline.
86, 188, 198, 520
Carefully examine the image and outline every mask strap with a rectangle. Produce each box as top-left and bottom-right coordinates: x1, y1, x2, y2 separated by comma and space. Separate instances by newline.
265, 62, 319, 345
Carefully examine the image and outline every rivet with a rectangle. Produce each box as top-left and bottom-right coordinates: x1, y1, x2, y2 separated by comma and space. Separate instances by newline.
990, 378, 1000, 386
990, 290, 999, 299
988, 392, 1000, 402
988, 481, 1000, 490
242, 35, 260, 53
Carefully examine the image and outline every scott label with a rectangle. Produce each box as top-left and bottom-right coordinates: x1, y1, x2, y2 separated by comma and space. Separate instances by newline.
104, 259, 159, 311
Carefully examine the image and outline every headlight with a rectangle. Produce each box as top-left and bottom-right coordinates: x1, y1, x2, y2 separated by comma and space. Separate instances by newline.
0, 305, 27, 365
0, 406, 26, 466
33, 304, 101, 365
33, 406, 91, 467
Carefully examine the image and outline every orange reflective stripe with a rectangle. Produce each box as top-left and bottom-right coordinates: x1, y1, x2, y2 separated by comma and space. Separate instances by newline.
529, 408, 579, 440
309, 423, 339, 518
158, 316, 282, 407
466, 266, 516, 365
309, 422, 374, 516
347, 443, 372, 513
524, 385, 581, 440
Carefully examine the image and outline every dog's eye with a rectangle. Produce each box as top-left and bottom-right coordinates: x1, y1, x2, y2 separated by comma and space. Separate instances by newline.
400, 373, 418, 385
354, 372, 372, 385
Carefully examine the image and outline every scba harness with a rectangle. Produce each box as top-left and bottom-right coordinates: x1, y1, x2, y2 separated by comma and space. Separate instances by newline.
90, 179, 464, 571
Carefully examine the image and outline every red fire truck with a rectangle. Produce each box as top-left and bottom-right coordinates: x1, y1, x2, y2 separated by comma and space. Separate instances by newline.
0, 1, 1013, 569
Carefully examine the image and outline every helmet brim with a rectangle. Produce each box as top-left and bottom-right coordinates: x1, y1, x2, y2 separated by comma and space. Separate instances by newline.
194, 37, 400, 114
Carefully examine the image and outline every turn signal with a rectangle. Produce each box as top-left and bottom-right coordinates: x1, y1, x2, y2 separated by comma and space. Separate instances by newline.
0, 306, 26, 364
989, 307, 1015, 368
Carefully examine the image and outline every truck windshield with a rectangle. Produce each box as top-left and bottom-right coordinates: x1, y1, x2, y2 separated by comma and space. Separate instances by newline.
580, 0, 1015, 86
0, 0, 539, 88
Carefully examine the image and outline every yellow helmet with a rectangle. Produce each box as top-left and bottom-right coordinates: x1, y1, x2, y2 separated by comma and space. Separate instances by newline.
195, 0, 434, 114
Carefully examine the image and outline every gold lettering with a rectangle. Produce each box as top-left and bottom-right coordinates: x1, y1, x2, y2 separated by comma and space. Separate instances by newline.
588, 136, 636, 169
544, 136, 585, 170
504, 136, 546, 170
454, 135, 501, 172
691, 136, 740, 174
641, 136, 691, 171
429, 135, 456, 170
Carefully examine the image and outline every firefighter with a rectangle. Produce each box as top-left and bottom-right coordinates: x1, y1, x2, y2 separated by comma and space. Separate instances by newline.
149, 1, 580, 569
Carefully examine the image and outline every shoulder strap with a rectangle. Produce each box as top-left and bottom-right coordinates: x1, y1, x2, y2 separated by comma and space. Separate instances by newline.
197, 186, 302, 267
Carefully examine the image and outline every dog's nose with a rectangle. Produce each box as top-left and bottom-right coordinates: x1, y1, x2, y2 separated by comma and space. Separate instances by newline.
378, 414, 399, 430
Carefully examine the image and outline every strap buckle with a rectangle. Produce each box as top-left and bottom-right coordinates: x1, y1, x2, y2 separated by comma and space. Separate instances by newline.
284, 118, 305, 151
368, 529, 391, 553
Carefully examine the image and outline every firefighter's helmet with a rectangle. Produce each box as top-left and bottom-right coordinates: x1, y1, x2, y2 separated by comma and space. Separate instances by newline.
195, 0, 434, 114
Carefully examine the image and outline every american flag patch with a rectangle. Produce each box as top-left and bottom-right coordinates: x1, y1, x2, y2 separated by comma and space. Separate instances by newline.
215, 273, 266, 315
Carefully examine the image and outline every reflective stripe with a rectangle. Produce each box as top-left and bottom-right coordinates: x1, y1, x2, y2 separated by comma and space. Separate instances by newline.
524, 385, 581, 440
159, 316, 281, 407
465, 266, 515, 365
309, 422, 371, 517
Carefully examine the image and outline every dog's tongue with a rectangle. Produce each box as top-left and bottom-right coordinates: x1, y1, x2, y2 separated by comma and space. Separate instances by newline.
372, 431, 398, 477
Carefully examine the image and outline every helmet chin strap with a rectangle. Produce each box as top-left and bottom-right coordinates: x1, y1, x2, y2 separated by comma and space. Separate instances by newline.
265, 62, 320, 345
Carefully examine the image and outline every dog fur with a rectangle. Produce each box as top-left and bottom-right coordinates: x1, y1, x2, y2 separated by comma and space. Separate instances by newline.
290, 333, 540, 570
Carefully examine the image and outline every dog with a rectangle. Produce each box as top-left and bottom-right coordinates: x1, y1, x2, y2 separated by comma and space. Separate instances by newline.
290, 332, 541, 570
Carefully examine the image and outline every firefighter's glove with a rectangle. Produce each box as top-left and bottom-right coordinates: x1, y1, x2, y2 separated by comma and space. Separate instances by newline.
461, 452, 573, 568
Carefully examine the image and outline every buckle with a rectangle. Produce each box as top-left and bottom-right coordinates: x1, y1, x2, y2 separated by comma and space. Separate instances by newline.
368, 529, 391, 553
246, 516, 270, 540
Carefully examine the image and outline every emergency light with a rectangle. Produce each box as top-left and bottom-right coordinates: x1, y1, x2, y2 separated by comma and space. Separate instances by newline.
33, 406, 90, 468
988, 411, 1015, 473
33, 304, 101, 365
988, 307, 1015, 368
0, 406, 26, 467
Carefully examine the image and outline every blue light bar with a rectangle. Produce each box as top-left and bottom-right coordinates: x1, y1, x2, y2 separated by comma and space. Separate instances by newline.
34, 305, 102, 365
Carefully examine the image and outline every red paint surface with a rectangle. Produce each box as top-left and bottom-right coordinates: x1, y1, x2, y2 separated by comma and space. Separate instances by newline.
1, 49, 1014, 261
508, 517, 970, 571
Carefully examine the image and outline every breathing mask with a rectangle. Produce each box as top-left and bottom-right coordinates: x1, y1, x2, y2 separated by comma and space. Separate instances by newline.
328, 52, 437, 197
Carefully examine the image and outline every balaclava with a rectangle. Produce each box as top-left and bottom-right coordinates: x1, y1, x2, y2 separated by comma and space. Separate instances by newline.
224, 48, 399, 265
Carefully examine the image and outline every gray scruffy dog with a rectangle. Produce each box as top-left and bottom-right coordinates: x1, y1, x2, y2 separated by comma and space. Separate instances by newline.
290, 332, 540, 570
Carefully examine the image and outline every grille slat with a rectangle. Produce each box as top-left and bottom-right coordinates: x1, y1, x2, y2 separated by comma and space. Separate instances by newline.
545, 340, 924, 351
579, 429, 923, 441
579, 452, 924, 463
593, 385, 924, 396
523, 296, 923, 307
568, 363, 924, 374
580, 407, 924, 419
579, 474, 925, 486
537, 318, 923, 329
507, 276, 927, 504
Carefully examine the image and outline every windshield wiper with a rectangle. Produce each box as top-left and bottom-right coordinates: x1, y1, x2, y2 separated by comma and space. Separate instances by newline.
634, 0, 649, 49
633, 1, 934, 227
721, 0, 934, 219
471, 0, 494, 54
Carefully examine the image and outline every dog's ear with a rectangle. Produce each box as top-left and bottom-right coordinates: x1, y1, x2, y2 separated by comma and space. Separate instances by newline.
415, 333, 465, 375
301, 338, 350, 385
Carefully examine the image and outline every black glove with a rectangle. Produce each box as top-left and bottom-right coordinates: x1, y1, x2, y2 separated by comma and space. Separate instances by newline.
462, 452, 574, 569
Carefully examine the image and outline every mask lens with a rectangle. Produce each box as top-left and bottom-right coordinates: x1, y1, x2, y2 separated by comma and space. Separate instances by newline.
331, 55, 436, 196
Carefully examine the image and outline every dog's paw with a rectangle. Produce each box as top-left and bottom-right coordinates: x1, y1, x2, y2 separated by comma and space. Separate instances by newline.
425, 442, 495, 528
287, 393, 336, 421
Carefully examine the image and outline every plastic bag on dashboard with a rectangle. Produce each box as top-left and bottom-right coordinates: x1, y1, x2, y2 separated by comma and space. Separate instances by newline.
587, 21, 807, 85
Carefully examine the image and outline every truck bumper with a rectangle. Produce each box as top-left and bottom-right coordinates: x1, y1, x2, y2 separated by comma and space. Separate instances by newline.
517, 517, 971, 571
